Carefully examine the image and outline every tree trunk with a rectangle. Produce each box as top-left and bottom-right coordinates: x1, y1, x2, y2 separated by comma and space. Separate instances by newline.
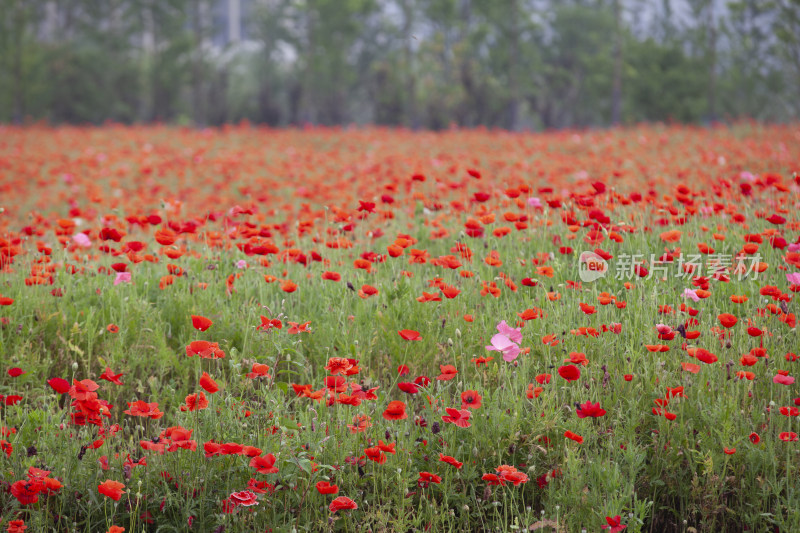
507, 0, 520, 131
11, 0, 26, 124
402, 0, 417, 129
707, 2, 717, 122
228, 0, 241, 43
191, 0, 205, 126
611, 0, 623, 125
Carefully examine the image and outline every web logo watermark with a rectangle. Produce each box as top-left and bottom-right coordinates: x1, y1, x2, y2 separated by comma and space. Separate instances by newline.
613, 252, 763, 281
578, 250, 765, 283
578, 251, 609, 282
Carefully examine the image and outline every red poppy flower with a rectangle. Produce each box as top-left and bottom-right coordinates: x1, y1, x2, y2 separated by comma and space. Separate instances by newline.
461, 390, 482, 410
98, 480, 126, 501
257, 316, 283, 331
439, 453, 463, 469
681, 362, 701, 373
601, 515, 627, 532
287, 321, 311, 334
564, 430, 583, 444
498, 466, 529, 486
398, 329, 421, 341
413, 375, 431, 388
383, 401, 408, 421
7, 520, 27, 533
482, 473, 506, 486
441, 408, 471, 428
280, 280, 298, 293
417, 471, 442, 488
558, 365, 581, 382
329, 496, 358, 513
106, 324, 119, 334
347, 414, 372, 433
398, 382, 419, 394
250, 453, 279, 473
437, 365, 458, 381
364, 446, 387, 464
321, 271, 341, 282
47, 377, 71, 394
359, 284, 379, 298
99, 367, 124, 385
695, 348, 718, 364
181, 392, 209, 412
185, 340, 225, 359
576, 401, 606, 418
325, 357, 353, 376
749, 432, 760, 444
124, 401, 163, 419
246, 363, 271, 379
199, 372, 219, 394
316, 481, 339, 495
191, 315, 213, 331
230, 490, 259, 507
718, 313, 738, 328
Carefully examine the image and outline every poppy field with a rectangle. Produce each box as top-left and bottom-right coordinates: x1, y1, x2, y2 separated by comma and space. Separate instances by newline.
1, 123, 800, 533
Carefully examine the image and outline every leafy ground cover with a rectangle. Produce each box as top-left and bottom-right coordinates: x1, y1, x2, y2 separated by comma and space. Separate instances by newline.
0, 123, 799, 532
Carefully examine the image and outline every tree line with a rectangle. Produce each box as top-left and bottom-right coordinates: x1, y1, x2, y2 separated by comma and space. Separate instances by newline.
1, 0, 798, 129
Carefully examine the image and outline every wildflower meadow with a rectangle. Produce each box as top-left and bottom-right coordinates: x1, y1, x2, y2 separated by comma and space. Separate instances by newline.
1, 123, 799, 532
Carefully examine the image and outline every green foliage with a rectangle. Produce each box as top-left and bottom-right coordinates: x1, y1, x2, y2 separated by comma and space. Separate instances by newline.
0, 0, 799, 127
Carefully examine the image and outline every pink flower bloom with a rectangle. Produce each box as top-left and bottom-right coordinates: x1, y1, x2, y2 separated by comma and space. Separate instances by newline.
682, 288, 700, 302
486, 333, 520, 362
236, 260, 248, 269
655, 324, 672, 335
786, 272, 800, 285
739, 171, 756, 182
774, 374, 795, 386
527, 197, 543, 209
74, 233, 91, 248
114, 272, 132, 286
496, 320, 522, 343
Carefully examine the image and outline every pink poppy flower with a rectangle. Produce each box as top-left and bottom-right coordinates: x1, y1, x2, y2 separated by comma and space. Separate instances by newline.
486, 334, 520, 362
496, 320, 522, 343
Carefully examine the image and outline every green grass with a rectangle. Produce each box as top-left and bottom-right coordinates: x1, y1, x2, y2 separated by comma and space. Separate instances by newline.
1, 123, 799, 532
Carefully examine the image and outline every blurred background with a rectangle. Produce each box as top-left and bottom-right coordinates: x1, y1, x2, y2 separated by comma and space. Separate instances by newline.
0, 0, 798, 129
